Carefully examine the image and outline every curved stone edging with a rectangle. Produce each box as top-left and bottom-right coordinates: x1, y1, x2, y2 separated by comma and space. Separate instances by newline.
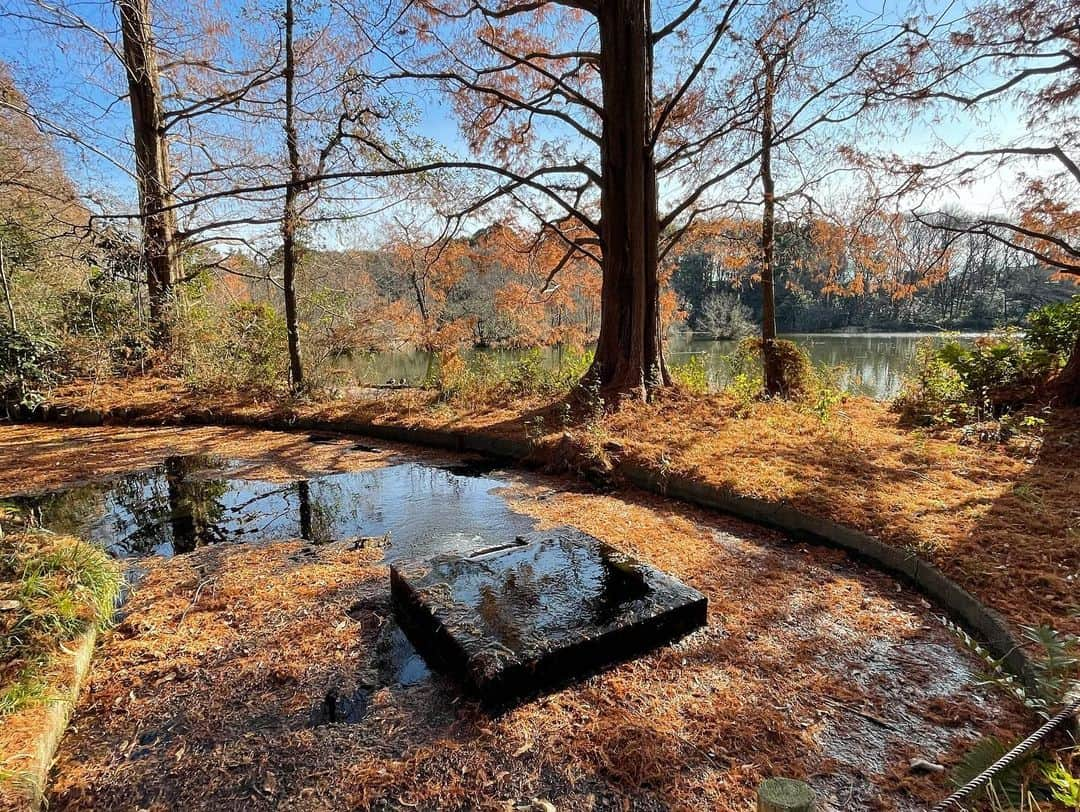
1, 628, 98, 812
618, 464, 1030, 682
5, 402, 1033, 685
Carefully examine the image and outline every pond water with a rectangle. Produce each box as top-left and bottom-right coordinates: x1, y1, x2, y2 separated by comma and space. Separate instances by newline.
328, 332, 978, 400
13, 451, 534, 560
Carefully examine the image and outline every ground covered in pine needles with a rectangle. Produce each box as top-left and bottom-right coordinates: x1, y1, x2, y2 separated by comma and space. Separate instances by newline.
26, 376, 1080, 639
0, 423, 1035, 810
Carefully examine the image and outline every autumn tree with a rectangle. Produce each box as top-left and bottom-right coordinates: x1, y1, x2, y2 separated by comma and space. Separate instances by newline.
373, 0, 930, 400
366, 0, 757, 399
716, 0, 927, 395
884, 0, 1080, 400
1, 0, 286, 346
115, 0, 177, 343
0, 65, 87, 333
281, 0, 304, 389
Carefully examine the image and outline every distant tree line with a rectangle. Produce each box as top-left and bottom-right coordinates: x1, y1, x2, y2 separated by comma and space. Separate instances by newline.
672, 213, 1073, 336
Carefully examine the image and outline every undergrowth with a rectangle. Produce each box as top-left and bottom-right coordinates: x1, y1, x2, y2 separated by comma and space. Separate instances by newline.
723, 337, 849, 421
0, 512, 121, 718
896, 298, 1080, 432
425, 346, 593, 403
946, 617, 1079, 809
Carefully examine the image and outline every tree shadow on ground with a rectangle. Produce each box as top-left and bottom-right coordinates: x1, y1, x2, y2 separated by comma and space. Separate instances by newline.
46, 461, 1029, 811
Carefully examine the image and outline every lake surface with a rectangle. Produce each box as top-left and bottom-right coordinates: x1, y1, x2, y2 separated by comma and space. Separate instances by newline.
328, 332, 979, 400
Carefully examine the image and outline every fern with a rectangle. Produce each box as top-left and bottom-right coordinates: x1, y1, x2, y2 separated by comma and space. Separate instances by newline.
1024, 625, 1080, 710
952, 736, 1027, 806
942, 617, 1080, 714
1045, 761, 1080, 809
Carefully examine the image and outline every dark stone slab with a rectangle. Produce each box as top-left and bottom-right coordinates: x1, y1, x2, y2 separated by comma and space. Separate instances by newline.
390, 527, 707, 705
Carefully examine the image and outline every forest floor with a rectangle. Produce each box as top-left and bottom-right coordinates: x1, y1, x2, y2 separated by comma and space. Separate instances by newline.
28, 375, 1080, 640
0, 422, 1034, 811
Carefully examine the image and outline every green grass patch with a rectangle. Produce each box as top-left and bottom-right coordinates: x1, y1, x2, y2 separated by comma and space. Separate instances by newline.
0, 530, 121, 718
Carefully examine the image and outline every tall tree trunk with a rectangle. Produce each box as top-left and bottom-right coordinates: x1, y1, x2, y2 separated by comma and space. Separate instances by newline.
282, 0, 304, 392
1060, 330, 1080, 406
0, 239, 15, 331
758, 51, 783, 397
589, 0, 669, 401
116, 0, 177, 347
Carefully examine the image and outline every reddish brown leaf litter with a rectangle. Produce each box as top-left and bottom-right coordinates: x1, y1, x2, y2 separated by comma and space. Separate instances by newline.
0, 423, 1031, 810
27, 377, 1080, 639
0, 423, 399, 496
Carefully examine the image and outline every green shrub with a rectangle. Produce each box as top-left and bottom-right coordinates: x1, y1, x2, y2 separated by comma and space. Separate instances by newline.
720, 338, 846, 419
181, 301, 288, 393
0, 326, 59, 412
428, 346, 594, 403
670, 354, 710, 395
808, 362, 848, 423
723, 338, 814, 400
947, 329, 1054, 396
896, 330, 1059, 425
1026, 296, 1080, 360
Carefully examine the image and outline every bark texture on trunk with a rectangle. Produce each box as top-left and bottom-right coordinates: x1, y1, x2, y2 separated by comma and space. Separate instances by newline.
282, 0, 304, 392
758, 51, 783, 397
588, 0, 669, 401
116, 0, 177, 346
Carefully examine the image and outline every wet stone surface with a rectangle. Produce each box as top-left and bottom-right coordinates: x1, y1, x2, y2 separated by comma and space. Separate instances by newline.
390, 527, 708, 704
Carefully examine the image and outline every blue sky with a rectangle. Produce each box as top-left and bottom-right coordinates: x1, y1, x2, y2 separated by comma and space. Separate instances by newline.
0, 0, 1034, 251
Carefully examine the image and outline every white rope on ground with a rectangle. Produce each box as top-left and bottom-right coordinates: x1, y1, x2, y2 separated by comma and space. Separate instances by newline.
931, 695, 1080, 811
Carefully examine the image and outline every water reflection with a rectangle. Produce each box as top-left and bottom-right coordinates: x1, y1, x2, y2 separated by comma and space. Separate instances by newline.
427, 534, 658, 653
11, 455, 535, 560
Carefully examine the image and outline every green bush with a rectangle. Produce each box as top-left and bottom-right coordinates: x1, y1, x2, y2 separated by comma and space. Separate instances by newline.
946, 329, 1054, 396
896, 328, 1060, 425
670, 354, 710, 394
724, 338, 814, 401
429, 346, 594, 402
181, 301, 288, 393
1026, 295, 1080, 360
0, 326, 59, 412
720, 337, 846, 419
57, 282, 151, 375
895, 338, 972, 425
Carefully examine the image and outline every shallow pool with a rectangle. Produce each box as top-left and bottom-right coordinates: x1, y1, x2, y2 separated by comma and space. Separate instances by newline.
12, 450, 535, 560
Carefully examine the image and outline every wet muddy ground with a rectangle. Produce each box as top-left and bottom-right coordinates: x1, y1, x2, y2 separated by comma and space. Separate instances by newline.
0, 423, 1028, 810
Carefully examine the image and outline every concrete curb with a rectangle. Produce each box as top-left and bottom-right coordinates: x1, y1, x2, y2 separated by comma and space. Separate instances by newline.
5, 401, 1032, 684
1, 628, 98, 812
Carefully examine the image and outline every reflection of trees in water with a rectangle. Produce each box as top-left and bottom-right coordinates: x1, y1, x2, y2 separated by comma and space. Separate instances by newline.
462, 540, 649, 649
16, 484, 109, 537
22, 457, 508, 559
108, 456, 231, 555
163, 456, 230, 554
296, 480, 340, 543
29, 460, 353, 555
296, 479, 345, 543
